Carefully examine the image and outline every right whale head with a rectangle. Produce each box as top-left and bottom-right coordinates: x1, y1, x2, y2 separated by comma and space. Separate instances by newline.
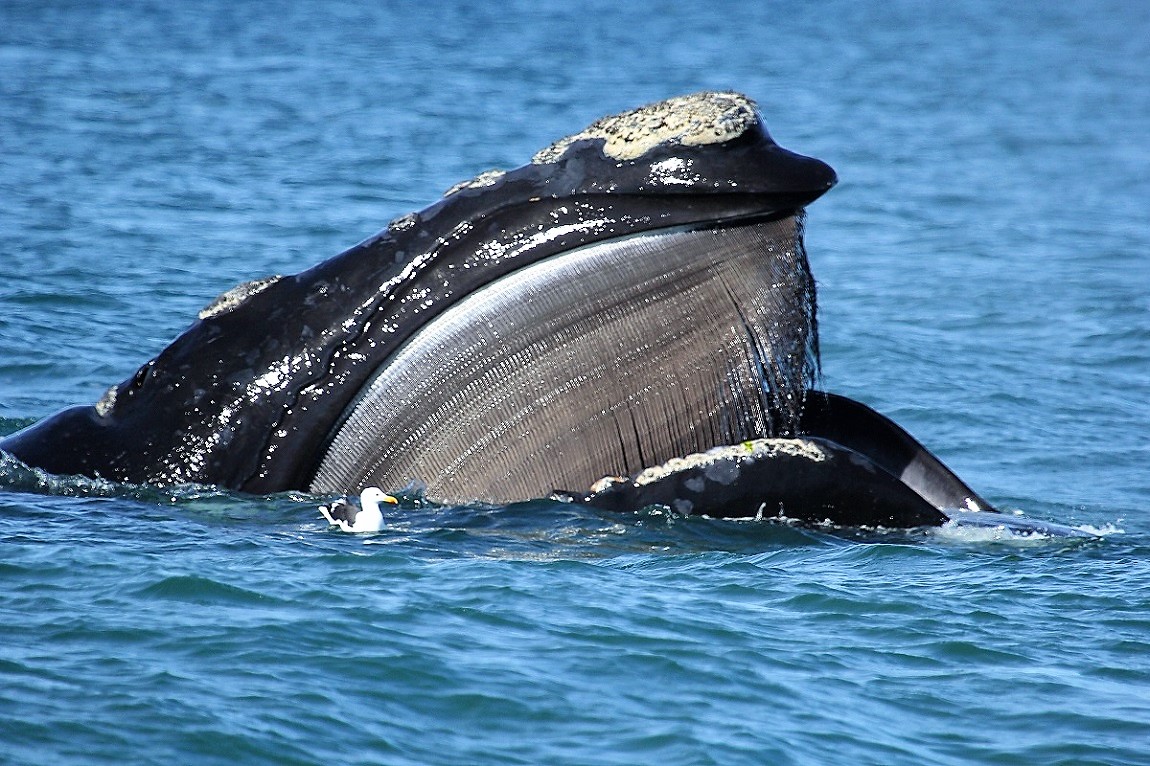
2, 92, 837, 501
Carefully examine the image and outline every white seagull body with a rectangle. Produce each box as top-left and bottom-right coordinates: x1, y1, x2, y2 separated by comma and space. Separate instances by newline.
319, 487, 398, 533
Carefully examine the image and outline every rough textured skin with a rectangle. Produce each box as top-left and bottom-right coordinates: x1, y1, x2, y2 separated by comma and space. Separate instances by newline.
197, 276, 284, 321
532, 92, 759, 163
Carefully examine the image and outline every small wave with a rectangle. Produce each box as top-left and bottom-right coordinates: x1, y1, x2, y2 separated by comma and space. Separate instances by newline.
929, 514, 1118, 547
136, 574, 281, 606
931, 522, 1056, 546
0, 417, 37, 437
0, 449, 305, 519
1073, 523, 1125, 537
0, 450, 127, 498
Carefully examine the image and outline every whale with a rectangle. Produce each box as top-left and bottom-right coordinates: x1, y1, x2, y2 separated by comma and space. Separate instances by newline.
1, 91, 1029, 530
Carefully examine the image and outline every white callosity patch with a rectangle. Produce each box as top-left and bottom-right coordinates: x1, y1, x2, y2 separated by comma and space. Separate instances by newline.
198, 276, 283, 320
589, 475, 629, 493
387, 212, 419, 233
647, 156, 698, 186
532, 91, 759, 164
444, 168, 507, 197
629, 438, 827, 488
94, 385, 117, 417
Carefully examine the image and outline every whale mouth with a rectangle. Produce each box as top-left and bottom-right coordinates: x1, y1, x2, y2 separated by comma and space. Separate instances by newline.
310, 213, 818, 503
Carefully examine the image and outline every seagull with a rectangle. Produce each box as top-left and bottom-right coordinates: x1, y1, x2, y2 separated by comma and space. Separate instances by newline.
319, 487, 398, 533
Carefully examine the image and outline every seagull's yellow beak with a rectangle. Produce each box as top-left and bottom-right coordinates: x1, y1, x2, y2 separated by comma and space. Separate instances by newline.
382, 494, 399, 505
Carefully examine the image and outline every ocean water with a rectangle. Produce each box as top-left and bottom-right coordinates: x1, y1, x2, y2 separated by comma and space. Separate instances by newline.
2, 1, 1149, 764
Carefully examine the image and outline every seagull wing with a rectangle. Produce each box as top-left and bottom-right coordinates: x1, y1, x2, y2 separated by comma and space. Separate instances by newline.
320, 498, 358, 528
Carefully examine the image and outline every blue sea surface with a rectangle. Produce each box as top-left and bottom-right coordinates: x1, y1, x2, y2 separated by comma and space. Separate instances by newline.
2, 1, 1150, 764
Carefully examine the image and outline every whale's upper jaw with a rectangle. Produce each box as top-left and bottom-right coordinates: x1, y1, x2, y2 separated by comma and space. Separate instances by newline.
433, 90, 835, 210
0, 92, 837, 494
541, 91, 836, 199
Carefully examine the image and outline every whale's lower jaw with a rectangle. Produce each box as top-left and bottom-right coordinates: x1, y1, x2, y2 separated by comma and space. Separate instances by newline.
577, 436, 951, 528
309, 216, 818, 504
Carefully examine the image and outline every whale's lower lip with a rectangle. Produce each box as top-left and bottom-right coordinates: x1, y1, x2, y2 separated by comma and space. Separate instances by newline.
309, 214, 817, 503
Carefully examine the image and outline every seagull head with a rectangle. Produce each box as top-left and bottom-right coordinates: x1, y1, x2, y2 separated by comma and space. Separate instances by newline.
360, 487, 399, 510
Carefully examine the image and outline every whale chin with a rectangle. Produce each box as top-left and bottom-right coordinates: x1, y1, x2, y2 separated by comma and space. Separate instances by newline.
310, 214, 818, 504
